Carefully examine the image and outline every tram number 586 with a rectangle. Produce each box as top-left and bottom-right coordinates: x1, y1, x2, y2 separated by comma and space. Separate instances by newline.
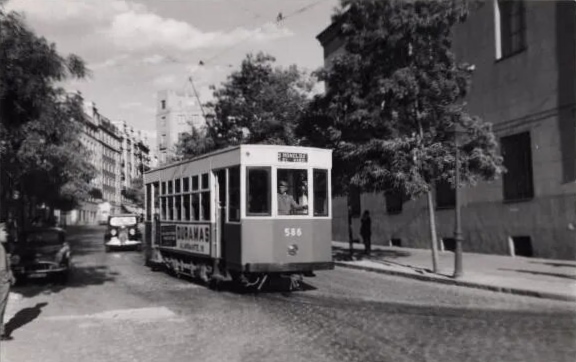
284, 228, 302, 237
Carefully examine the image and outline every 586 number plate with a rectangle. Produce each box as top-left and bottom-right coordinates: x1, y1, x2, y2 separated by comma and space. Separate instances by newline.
284, 228, 302, 237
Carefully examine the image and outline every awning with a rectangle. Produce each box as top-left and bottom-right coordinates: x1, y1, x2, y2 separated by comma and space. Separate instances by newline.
121, 204, 143, 215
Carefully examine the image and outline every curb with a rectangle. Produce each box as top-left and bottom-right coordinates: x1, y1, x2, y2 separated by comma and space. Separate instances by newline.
334, 262, 576, 302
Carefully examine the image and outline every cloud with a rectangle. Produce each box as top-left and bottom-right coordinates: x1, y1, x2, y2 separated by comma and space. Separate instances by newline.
90, 54, 131, 70
5, 0, 145, 24
7, 0, 294, 53
107, 11, 292, 52
152, 74, 178, 88
119, 101, 144, 109
142, 54, 168, 65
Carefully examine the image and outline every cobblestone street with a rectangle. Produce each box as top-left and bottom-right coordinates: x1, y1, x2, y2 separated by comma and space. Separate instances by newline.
1, 226, 574, 362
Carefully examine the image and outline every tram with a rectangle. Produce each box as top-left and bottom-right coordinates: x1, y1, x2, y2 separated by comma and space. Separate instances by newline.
143, 144, 334, 290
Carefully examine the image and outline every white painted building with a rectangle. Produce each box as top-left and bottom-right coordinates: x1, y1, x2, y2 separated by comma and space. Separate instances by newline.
156, 89, 205, 165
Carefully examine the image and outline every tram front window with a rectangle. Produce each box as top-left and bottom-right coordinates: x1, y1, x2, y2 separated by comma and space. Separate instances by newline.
277, 169, 308, 216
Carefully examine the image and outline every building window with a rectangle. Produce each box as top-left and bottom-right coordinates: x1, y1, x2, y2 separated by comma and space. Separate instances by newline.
501, 131, 533, 201
435, 179, 455, 209
495, 0, 526, 59
385, 189, 405, 214
161, 100, 166, 109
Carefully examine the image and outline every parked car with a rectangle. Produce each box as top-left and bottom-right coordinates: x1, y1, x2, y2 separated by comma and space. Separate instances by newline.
10, 227, 71, 283
104, 214, 142, 252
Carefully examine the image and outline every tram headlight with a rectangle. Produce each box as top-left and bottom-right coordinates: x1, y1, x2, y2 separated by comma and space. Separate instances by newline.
288, 244, 298, 256
111, 229, 117, 236
129, 228, 136, 236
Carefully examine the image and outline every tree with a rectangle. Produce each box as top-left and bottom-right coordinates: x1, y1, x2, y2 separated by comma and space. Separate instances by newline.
297, 0, 503, 270
175, 125, 216, 159
199, 52, 315, 152
122, 177, 144, 207
0, 6, 94, 222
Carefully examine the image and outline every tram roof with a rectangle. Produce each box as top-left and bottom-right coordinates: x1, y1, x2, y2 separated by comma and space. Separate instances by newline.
146, 144, 332, 175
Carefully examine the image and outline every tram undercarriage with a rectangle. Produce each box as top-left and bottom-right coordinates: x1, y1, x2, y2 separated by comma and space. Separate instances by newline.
158, 251, 308, 292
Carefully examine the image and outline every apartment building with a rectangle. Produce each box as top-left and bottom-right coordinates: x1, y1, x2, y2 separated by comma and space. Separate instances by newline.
72, 101, 122, 225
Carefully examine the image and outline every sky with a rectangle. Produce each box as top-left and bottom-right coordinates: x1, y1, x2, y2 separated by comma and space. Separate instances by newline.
4, 0, 341, 141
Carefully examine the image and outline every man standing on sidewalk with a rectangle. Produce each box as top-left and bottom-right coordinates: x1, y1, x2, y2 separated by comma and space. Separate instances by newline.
0, 222, 16, 341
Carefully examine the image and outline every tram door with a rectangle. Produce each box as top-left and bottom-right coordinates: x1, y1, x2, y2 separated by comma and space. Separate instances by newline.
215, 170, 227, 260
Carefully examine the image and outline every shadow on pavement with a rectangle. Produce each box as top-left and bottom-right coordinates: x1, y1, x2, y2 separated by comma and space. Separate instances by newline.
529, 261, 576, 268
499, 268, 576, 280
332, 246, 411, 262
3, 302, 48, 338
11, 264, 119, 298
165, 270, 318, 295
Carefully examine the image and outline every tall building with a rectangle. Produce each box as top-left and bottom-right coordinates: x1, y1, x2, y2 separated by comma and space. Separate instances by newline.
317, 1, 576, 259
71, 101, 122, 225
113, 120, 154, 188
156, 88, 205, 164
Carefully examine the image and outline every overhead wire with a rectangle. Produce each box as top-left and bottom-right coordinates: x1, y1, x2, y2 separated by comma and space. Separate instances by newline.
163, 0, 331, 128
180, 0, 331, 120
196, 0, 329, 69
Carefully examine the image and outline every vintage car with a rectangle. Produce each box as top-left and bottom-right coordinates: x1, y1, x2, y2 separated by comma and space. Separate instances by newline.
10, 227, 71, 283
104, 214, 142, 252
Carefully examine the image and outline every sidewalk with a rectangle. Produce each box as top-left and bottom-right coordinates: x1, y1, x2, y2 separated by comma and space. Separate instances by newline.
332, 241, 576, 302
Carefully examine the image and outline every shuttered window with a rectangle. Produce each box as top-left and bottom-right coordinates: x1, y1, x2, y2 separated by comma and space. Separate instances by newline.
501, 131, 534, 201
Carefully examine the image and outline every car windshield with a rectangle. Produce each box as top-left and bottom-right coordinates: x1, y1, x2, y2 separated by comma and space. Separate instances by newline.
26, 231, 61, 244
110, 216, 137, 227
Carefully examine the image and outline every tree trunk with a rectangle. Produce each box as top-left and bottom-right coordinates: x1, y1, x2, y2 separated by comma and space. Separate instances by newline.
426, 190, 439, 273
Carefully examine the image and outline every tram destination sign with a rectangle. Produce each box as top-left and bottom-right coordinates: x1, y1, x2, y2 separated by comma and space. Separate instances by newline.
278, 152, 308, 163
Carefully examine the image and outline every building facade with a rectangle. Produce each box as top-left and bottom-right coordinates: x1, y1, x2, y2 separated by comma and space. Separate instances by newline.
317, 0, 576, 259
71, 101, 122, 225
113, 120, 153, 188
156, 89, 205, 165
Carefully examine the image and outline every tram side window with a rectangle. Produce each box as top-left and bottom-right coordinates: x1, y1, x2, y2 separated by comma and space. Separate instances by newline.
183, 177, 190, 192
168, 180, 173, 194
201, 173, 209, 189
192, 175, 199, 190
247, 168, 271, 216
229, 167, 240, 221
168, 197, 174, 220
201, 191, 210, 220
174, 195, 181, 221
183, 194, 190, 220
161, 197, 167, 220
277, 169, 308, 216
313, 169, 329, 216
161, 181, 167, 195
175, 179, 181, 193
192, 194, 200, 220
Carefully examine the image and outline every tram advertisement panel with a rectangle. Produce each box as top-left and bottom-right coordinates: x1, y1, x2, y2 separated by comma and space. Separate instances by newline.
177, 224, 211, 255
160, 224, 211, 255
160, 225, 176, 247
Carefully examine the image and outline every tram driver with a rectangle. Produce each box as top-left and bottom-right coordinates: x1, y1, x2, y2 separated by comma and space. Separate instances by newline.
278, 180, 307, 215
